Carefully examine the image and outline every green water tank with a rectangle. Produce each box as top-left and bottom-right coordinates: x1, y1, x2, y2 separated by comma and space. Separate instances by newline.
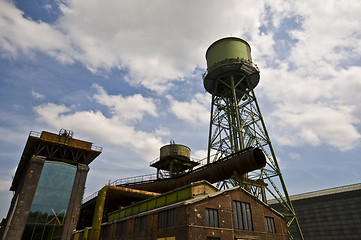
206, 37, 252, 70
203, 37, 260, 97
160, 144, 190, 161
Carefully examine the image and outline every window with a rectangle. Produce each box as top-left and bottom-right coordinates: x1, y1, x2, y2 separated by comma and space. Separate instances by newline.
206, 208, 219, 227
101, 225, 112, 239
158, 208, 176, 228
232, 201, 253, 231
115, 221, 127, 236
265, 216, 276, 233
134, 215, 147, 232
21, 161, 77, 240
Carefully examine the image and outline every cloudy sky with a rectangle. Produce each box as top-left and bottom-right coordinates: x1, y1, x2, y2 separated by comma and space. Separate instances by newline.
1, 0, 361, 218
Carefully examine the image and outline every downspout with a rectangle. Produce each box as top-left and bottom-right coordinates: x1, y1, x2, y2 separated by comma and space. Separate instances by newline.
89, 185, 109, 240
83, 227, 89, 240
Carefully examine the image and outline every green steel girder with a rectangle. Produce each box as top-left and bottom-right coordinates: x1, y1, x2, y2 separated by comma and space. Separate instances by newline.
206, 74, 304, 240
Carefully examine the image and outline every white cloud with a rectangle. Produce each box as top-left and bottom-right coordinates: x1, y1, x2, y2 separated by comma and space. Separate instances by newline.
0, 0, 265, 92
192, 149, 208, 161
0, 0, 72, 62
268, 102, 360, 151
0, 127, 28, 145
252, 0, 361, 151
1, 0, 361, 152
93, 84, 158, 122
33, 88, 167, 159
288, 152, 301, 161
167, 93, 210, 125
31, 90, 45, 99
0, 180, 11, 192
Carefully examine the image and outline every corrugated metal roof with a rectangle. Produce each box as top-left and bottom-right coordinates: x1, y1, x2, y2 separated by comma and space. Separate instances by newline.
269, 182, 361, 204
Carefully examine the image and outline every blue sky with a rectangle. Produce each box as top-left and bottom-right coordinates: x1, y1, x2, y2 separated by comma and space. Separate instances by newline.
1, 0, 361, 219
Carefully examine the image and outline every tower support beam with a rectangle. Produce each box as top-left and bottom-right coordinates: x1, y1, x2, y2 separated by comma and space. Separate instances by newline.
203, 37, 304, 239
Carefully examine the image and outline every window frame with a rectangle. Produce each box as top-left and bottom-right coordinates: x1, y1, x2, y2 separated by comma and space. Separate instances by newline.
265, 216, 276, 233
158, 208, 176, 229
232, 201, 253, 231
206, 208, 219, 228
134, 215, 147, 233
115, 220, 127, 236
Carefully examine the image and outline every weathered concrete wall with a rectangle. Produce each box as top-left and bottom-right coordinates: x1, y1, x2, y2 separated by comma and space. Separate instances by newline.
1, 156, 45, 240
62, 164, 89, 240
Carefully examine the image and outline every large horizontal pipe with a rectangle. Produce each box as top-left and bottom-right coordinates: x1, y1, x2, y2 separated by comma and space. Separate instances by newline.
123, 148, 266, 193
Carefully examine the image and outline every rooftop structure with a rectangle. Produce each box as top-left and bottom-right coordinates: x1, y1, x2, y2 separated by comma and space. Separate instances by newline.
150, 142, 199, 178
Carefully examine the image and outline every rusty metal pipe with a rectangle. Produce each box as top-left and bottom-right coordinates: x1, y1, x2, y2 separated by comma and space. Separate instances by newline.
127, 148, 266, 193
88, 186, 159, 240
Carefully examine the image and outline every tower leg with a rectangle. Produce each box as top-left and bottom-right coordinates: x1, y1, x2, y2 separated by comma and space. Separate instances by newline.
206, 76, 304, 239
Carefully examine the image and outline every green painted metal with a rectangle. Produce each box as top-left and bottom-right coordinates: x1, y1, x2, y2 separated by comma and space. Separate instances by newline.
152, 143, 198, 178
160, 144, 190, 160
108, 183, 196, 222
89, 186, 107, 240
204, 37, 304, 240
83, 227, 89, 240
206, 37, 252, 69
203, 37, 260, 100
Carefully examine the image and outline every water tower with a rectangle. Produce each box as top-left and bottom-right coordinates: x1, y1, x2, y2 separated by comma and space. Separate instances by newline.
203, 37, 304, 239
150, 141, 199, 178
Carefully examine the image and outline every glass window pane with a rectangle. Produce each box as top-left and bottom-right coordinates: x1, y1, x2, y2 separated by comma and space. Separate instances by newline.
206, 208, 218, 227
265, 216, 276, 233
22, 161, 77, 240
242, 202, 253, 231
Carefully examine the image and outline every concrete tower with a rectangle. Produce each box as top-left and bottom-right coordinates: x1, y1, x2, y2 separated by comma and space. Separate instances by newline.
1, 129, 101, 240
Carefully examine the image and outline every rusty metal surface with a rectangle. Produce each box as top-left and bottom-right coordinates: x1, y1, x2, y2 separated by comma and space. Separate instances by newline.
10, 131, 102, 192
126, 148, 266, 193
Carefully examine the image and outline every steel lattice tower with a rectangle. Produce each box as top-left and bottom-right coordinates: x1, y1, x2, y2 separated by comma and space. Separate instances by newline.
203, 37, 304, 240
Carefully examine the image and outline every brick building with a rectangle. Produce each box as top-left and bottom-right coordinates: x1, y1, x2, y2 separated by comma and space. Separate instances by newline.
74, 181, 288, 240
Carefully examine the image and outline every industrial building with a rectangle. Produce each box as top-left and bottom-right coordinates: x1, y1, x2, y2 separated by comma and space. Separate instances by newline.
74, 145, 278, 239
0, 130, 102, 240
270, 183, 361, 240
1, 37, 307, 240
73, 181, 289, 240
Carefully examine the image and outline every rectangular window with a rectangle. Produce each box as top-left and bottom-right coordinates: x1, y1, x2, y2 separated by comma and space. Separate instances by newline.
158, 208, 176, 228
134, 215, 147, 232
265, 216, 276, 233
206, 208, 219, 227
233, 201, 253, 231
242, 202, 253, 230
115, 221, 127, 236
21, 161, 77, 240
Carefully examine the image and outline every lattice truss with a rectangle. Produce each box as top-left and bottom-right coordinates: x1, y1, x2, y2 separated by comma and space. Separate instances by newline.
206, 74, 303, 240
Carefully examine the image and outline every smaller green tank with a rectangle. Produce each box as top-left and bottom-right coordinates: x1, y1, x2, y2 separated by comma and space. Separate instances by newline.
151, 142, 199, 178
160, 144, 190, 161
